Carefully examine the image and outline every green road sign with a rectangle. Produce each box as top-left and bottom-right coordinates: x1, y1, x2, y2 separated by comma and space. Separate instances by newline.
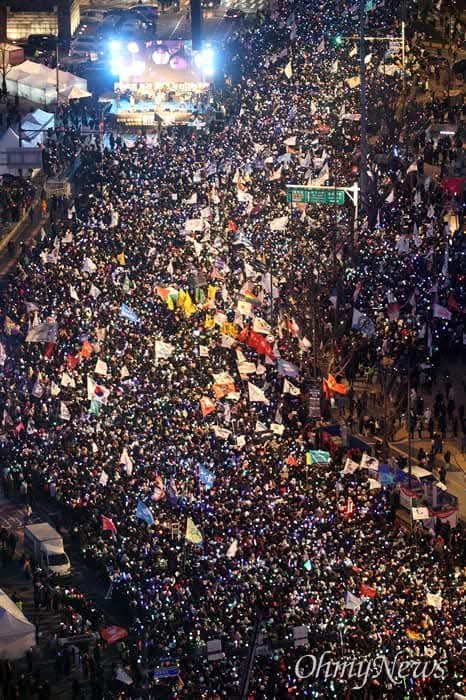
287, 187, 346, 205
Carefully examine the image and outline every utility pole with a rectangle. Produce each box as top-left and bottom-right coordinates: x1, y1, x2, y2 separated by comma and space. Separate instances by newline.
406, 341, 412, 488
238, 611, 263, 700
401, 0, 407, 120
55, 40, 60, 109
358, 0, 368, 221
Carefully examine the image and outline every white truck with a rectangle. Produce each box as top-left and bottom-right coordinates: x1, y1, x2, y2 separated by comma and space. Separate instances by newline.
24, 523, 71, 578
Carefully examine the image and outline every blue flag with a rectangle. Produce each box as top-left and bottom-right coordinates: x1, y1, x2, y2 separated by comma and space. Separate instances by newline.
136, 500, 154, 526
120, 303, 140, 324
277, 359, 299, 378
167, 479, 178, 505
199, 466, 215, 489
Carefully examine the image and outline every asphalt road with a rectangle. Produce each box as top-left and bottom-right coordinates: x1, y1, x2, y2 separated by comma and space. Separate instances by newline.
79, 0, 266, 44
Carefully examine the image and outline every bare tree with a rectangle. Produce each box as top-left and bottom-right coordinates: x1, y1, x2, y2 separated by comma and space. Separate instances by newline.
0, 43, 14, 97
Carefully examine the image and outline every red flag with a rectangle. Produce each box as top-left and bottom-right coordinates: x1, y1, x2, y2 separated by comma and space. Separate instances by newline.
237, 327, 250, 344
80, 341, 94, 359
360, 583, 377, 598
447, 292, 462, 313
286, 455, 299, 466
200, 396, 215, 418
247, 330, 274, 359
67, 354, 80, 370
228, 220, 238, 232
326, 374, 348, 395
100, 625, 128, 644
15, 421, 25, 433
102, 515, 117, 533
287, 318, 300, 336
44, 343, 55, 359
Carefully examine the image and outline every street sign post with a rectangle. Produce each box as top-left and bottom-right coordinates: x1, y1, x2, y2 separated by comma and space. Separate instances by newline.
287, 183, 360, 242
286, 187, 345, 205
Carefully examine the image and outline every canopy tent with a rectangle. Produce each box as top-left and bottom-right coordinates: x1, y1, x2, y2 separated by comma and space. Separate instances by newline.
6, 61, 89, 106
64, 85, 92, 100
21, 109, 55, 145
0, 589, 36, 660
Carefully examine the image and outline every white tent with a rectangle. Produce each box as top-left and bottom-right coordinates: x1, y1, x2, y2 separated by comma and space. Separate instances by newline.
21, 109, 55, 145
6, 61, 89, 106
0, 589, 36, 660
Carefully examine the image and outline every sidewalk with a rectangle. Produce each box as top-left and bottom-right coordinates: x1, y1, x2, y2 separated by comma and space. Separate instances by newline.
344, 365, 466, 519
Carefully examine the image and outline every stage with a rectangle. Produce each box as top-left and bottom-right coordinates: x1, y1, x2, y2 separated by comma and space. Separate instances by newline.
108, 96, 210, 128
106, 40, 213, 129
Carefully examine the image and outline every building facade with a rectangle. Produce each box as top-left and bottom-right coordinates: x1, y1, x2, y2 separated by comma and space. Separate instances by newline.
5, 0, 80, 41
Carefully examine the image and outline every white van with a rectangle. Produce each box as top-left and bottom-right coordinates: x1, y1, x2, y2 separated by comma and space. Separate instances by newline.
24, 523, 71, 578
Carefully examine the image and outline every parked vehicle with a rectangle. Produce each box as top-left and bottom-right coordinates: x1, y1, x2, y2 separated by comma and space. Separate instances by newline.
24, 523, 71, 578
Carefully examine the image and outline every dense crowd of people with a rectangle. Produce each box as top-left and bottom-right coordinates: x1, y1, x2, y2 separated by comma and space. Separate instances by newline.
0, 0, 465, 696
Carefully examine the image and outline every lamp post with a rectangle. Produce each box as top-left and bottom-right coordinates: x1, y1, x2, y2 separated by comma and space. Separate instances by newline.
358, 0, 368, 220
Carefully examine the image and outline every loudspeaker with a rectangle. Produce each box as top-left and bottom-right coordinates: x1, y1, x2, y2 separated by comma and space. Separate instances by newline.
190, 0, 202, 51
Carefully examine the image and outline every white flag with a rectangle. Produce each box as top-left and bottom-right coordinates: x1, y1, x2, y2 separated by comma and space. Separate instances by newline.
95, 359, 108, 376
61, 372, 76, 388
90, 284, 101, 299
212, 371, 234, 385
269, 216, 288, 231
360, 453, 379, 472
343, 457, 359, 474
99, 471, 109, 487
426, 593, 442, 610
248, 382, 269, 404
252, 317, 272, 335
82, 257, 97, 274
69, 285, 80, 301
185, 218, 204, 232
186, 192, 197, 204
284, 61, 293, 79
26, 320, 58, 344
155, 340, 175, 360
237, 361, 257, 376
237, 299, 252, 316
226, 539, 238, 559
51, 381, 60, 397
120, 448, 133, 476
212, 426, 232, 440
283, 378, 300, 396
59, 402, 70, 421
344, 591, 361, 610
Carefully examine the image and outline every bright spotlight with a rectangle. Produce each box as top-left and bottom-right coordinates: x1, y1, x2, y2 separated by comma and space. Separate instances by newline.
202, 47, 214, 62
193, 46, 216, 75
128, 41, 139, 54
109, 40, 121, 54
131, 59, 145, 76
110, 57, 124, 75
